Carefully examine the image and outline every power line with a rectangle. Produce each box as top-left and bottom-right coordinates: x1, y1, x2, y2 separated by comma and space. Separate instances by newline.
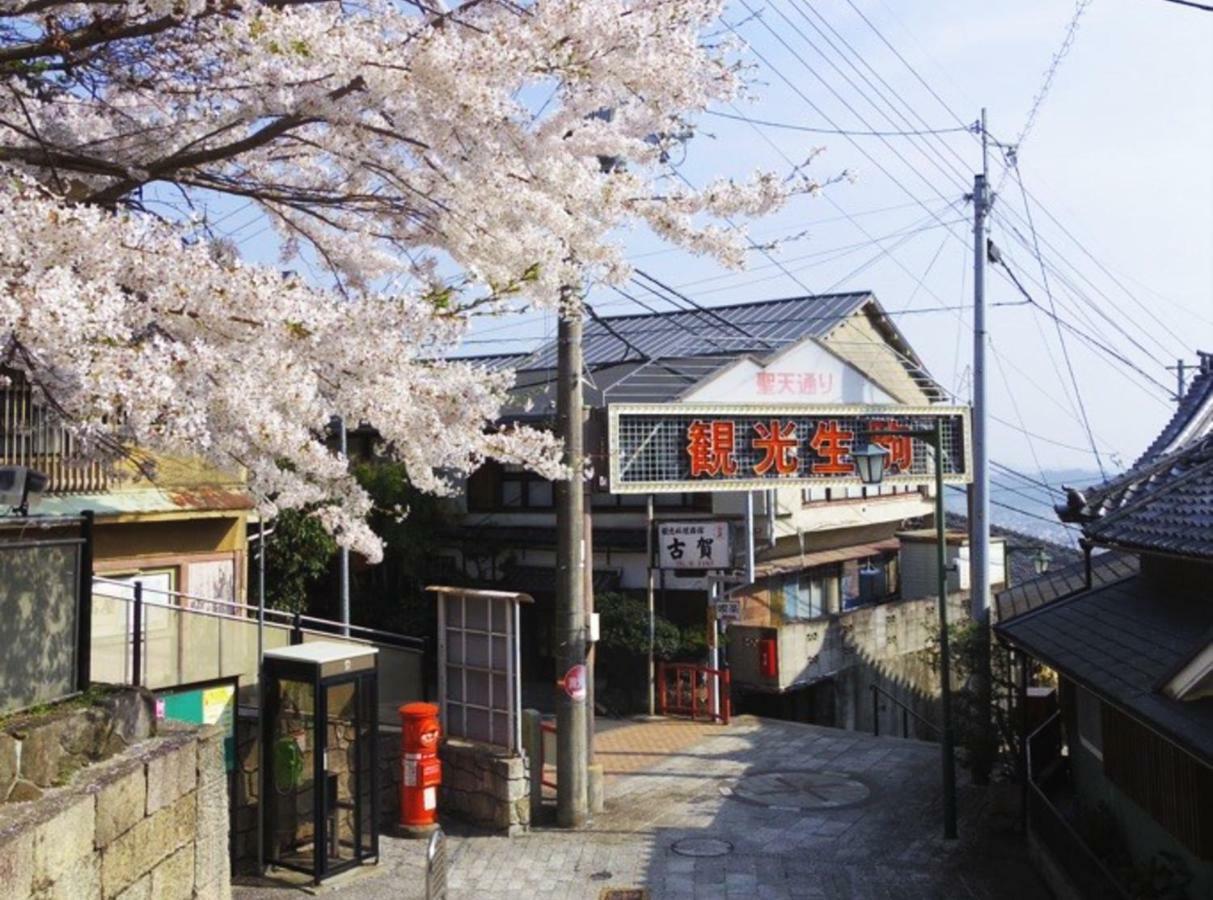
1159, 0, 1213, 11
705, 108, 976, 138
1006, 163, 1105, 478
817, 0, 1193, 375
992, 253, 1173, 399
945, 484, 1080, 534
1013, 0, 1095, 152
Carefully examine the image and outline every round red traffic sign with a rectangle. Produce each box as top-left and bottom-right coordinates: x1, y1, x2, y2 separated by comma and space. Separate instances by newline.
562, 664, 587, 702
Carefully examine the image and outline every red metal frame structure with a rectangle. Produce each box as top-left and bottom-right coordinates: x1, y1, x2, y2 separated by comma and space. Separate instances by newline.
657, 663, 731, 724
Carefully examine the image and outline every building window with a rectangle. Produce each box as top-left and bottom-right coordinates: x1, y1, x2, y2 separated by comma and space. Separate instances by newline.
1075, 686, 1103, 760
467, 462, 554, 510
783, 570, 835, 620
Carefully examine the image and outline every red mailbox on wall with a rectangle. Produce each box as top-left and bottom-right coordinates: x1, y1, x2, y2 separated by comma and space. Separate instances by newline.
400, 702, 442, 835
759, 637, 778, 679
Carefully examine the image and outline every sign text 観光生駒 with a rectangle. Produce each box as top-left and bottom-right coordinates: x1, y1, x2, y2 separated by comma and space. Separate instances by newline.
608, 403, 971, 494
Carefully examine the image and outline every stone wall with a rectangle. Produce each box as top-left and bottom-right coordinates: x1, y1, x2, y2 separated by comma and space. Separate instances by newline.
0, 698, 230, 899
438, 739, 529, 836
1, 689, 154, 803
231, 713, 401, 870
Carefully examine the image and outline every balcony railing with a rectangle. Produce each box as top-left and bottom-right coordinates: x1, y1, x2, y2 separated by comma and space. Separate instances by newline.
0, 382, 108, 494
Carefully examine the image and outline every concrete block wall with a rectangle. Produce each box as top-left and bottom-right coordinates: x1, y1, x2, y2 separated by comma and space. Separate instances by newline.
438, 739, 529, 835
0, 717, 230, 900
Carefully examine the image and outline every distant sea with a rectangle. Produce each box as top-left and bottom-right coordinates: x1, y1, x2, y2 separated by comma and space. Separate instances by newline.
944, 468, 1108, 549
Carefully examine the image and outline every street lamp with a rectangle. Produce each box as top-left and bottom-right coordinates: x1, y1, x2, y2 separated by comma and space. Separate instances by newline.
1032, 548, 1052, 575
0, 465, 49, 516
852, 420, 958, 841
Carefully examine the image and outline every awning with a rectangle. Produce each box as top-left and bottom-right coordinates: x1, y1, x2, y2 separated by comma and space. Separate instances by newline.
754, 538, 900, 579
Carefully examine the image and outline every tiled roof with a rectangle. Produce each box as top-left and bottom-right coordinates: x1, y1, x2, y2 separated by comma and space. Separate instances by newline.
519, 293, 874, 370
994, 550, 1138, 623
1059, 436, 1213, 560
1135, 356, 1213, 466
995, 573, 1213, 765
460, 292, 947, 407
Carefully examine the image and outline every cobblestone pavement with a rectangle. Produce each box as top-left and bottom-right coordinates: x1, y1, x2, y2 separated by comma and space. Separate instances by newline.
235, 715, 1049, 900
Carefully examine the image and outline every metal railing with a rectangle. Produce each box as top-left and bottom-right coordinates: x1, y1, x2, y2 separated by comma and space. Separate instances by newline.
90, 576, 426, 723
1026, 712, 1131, 900
657, 663, 731, 724
870, 683, 941, 739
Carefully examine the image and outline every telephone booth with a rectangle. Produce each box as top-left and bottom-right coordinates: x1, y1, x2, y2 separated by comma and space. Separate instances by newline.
261, 642, 379, 884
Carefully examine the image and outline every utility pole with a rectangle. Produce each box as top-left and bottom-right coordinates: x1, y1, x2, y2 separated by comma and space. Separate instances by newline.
969, 108, 994, 783
1167, 358, 1190, 401
970, 107, 991, 627
555, 288, 588, 827
338, 417, 351, 636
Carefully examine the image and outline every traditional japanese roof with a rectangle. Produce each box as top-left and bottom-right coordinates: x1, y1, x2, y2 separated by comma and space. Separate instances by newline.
1056, 435, 1213, 560
1053, 353, 1213, 560
1135, 354, 1213, 466
994, 550, 1138, 623
995, 573, 1213, 765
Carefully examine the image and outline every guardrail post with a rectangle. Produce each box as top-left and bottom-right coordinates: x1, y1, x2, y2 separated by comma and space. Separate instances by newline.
291, 610, 303, 645
871, 684, 879, 736
657, 663, 666, 716
521, 709, 543, 823
76, 510, 94, 692
722, 669, 731, 725
131, 581, 143, 688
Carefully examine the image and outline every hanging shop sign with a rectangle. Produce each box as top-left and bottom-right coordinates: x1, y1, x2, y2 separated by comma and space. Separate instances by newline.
657, 521, 731, 570
608, 403, 971, 494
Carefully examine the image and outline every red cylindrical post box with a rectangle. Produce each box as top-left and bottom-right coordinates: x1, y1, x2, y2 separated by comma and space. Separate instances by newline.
399, 702, 442, 834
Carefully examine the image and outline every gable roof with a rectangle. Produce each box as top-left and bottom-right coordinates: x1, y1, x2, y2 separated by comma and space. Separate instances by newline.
519, 292, 875, 370
458, 292, 947, 408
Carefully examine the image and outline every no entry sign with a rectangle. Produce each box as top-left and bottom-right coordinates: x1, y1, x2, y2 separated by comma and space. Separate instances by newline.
561, 664, 587, 702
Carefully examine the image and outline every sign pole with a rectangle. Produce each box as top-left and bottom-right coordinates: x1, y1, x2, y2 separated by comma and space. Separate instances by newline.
646, 494, 656, 717
708, 580, 720, 718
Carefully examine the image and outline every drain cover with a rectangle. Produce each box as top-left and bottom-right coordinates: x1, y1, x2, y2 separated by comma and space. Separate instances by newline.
671, 837, 734, 858
727, 770, 870, 811
599, 891, 648, 900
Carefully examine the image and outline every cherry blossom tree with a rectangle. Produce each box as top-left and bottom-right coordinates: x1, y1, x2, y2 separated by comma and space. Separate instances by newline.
0, 0, 816, 557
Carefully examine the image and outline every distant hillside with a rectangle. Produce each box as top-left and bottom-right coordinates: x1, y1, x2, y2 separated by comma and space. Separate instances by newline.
944, 468, 1107, 549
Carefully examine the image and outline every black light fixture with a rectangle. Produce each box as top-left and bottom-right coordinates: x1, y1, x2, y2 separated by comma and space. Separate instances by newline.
850, 442, 891, 486
1032, 548, 1053, 575
0, 465, 49, 515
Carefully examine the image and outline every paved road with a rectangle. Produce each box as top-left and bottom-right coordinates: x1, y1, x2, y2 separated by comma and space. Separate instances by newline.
235, 716, 1049, 899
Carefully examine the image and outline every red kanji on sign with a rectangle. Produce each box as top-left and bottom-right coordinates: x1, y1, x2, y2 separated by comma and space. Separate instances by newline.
752, 419, 799, 476
687, 419, 739, 477
809, 419, 855, 475
870, 419, 913, 473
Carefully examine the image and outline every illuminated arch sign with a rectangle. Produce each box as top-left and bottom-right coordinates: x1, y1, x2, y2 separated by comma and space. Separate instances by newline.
607, 403, 971, 494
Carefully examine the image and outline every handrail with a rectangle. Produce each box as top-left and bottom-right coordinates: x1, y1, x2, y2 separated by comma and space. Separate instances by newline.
870, 683, 941, 738
92, 576, 425, 649
1025, 712, 1131, 899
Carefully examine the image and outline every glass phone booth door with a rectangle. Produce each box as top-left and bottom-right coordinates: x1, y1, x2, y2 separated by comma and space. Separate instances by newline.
262, 643, 379, 884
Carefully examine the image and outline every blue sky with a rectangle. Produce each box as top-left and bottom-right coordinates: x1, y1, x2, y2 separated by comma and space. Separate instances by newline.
465, 0, 1213, 477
